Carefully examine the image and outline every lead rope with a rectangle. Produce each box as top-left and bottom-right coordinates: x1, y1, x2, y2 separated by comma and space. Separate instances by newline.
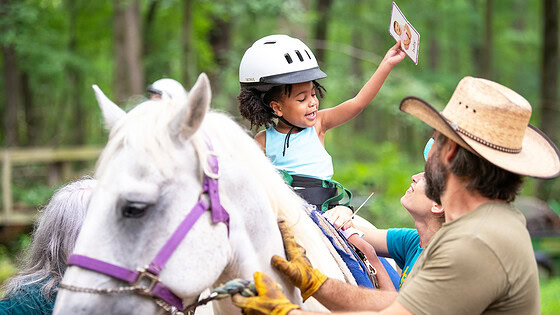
178, 279, 257, 314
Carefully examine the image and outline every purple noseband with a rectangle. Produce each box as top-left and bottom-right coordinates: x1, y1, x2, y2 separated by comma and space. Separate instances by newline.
65, 136, 230, 311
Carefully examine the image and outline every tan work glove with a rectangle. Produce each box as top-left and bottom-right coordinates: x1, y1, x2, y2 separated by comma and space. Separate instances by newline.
232, 272, 301, 315
271, 219, 328, 301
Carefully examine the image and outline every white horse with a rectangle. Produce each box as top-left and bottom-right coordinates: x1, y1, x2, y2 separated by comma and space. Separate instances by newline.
54, 74, 352, 314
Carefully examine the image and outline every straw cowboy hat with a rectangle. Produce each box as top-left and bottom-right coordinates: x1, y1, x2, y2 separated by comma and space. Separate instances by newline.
400, 76, 560, 179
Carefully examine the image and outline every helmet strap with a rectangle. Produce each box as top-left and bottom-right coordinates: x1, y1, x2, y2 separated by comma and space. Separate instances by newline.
259, 89, 302, 156
278, 116, 302, 157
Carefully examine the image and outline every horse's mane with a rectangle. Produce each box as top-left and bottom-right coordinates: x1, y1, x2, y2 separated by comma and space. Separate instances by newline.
199, 112, 307, 223
202, 112, 342, 281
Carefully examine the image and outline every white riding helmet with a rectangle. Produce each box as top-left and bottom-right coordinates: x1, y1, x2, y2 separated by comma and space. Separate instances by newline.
147, 78, 188, 102
239, 34, 326, 89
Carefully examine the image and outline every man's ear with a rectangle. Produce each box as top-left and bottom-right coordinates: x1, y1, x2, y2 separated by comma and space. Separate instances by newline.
270, 100, 283, 117
431, 203, 444, 215
443, 140, 459, 164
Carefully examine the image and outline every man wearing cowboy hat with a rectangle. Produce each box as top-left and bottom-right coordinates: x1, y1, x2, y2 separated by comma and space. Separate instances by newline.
232, 77, 560, 315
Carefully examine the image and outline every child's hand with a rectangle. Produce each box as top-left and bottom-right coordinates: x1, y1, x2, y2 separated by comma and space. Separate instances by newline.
382, 40, 406, 67
323, 206, 354, 230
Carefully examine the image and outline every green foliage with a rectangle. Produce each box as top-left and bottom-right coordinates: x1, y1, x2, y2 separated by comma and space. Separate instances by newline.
12, 184, 55, 207
541, 277, 560, 315
331, 139, 422, 228
0, 0, 559, 256
0, 234, 31, 288
0, 248, 17, 288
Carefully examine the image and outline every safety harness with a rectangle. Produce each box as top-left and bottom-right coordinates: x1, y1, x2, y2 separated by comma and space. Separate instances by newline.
281, 171, 353, 212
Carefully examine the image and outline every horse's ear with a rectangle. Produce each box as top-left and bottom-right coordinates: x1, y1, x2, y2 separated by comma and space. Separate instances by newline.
170, 73, 211, 140
92, 85, 126, 130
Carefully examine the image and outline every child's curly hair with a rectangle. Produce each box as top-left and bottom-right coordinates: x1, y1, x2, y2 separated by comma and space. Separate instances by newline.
238, 80, 326, 129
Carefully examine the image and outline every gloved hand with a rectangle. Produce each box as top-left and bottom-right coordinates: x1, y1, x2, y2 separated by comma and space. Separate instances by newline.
232, 272, 301, 315
271, 219, 328, 301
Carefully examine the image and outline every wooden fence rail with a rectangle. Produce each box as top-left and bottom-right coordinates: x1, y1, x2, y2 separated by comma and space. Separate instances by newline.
1, 146, 102, 225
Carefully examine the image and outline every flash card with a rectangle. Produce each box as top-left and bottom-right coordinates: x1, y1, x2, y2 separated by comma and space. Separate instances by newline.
389, 2, 420, 65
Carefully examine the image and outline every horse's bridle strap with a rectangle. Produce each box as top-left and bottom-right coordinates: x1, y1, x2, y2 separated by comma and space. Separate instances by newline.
68, 254, 139, 283
148, 199, 209, 275
67, 254, 185, 308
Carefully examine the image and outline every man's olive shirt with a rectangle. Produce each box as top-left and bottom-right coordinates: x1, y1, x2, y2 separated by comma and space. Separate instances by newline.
398, 202, 540, 315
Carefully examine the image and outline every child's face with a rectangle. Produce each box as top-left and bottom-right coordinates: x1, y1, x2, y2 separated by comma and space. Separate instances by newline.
271, 81, 319, 129
394, 21, 401, 35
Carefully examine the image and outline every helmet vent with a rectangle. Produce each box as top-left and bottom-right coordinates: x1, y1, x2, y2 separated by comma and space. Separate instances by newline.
264, 41, 276, 44
295, 50, 304, 62
305, 50, 311, 59
284, 53, 293, 64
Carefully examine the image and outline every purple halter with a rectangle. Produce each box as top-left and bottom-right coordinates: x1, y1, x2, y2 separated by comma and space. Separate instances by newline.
64, 136, 230, 312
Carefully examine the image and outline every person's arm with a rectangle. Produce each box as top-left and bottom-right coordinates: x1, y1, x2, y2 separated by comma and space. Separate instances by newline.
311, 278, 397, 311
288, 300, 412, 315
232, 272, 409, 315
254, 130, 266, 153
322, 212, 390, 258
351, 216, 390, 257
347, 235, 396, 291
271, 220, 397, 311
316, 41, 405, 134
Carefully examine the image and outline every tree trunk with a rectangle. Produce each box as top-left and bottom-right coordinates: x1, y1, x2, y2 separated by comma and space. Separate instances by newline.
114, 0, 145, 104
482, 0, 493, 79
143, 0, 160, 81
2, 45, 21, 147
351, 26, 366, 132
537, 0, 559, 200
313, 0, 334, 64
428, 19, 440, 71
208, 16, 232, 98
21, 72, 37, 145
181, 0, 193, 87
470, 0, 483, 76
1, 0, 20, 147
66, 0, 85, 145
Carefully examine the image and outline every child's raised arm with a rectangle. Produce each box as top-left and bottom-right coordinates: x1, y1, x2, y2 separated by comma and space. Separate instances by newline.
317, 41, 406, 134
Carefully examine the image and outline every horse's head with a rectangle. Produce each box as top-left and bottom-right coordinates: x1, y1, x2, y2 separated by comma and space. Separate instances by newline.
54, 74, 246, 313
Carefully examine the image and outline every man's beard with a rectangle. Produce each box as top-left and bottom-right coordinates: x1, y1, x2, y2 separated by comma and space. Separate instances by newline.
425, 153, 449, 205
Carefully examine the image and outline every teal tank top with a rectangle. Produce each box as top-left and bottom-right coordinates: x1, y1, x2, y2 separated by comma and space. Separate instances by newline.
265, 126, 333, 180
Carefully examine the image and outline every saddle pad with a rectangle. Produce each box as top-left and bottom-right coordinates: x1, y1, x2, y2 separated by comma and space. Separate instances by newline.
309, 209, 374, 288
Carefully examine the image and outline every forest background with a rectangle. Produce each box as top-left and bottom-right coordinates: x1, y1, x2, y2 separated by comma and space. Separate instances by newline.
0, 0, 559, 311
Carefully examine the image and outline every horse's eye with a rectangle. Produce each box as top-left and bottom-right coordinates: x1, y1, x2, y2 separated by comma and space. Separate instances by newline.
122, 202, 150, 218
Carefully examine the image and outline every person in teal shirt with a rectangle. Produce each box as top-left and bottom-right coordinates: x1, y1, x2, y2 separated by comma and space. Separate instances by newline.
327, 140, 444, 289
386, 228, 423, 289
0, 178, 96, 314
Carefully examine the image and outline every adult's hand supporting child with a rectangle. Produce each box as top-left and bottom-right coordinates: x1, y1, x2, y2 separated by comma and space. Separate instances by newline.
323, 206, 354, 230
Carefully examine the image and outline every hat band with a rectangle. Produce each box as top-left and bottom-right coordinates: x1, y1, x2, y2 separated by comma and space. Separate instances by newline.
447, 119, 522, 154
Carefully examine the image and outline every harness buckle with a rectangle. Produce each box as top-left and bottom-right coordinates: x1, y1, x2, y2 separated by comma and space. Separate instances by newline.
203, 151, 220, 179
134, 268, 160, 295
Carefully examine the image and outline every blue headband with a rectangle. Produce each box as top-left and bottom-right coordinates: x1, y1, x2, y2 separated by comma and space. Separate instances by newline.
424, 138, 434, 161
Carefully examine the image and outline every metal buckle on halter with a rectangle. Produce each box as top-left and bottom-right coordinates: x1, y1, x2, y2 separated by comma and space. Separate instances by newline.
134, 268, 160, 295
203, 151, 220, 179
